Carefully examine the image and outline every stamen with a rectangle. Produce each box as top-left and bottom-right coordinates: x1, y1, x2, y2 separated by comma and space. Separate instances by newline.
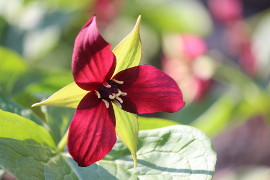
115, 96, 123, 103
95, 91, 101, 98
109, 94, 115, 99
121, 92, 127, 96
113, 100, 122, 108
102, 99, 110, 108
103, 82, 111, 88
116, 89, 122, 96
112, 79, 124, 84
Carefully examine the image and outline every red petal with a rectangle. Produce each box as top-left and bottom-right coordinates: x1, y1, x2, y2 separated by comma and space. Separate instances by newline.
68, 93, 116, 167
113, 65, 185, 114
72, 15, 116, 91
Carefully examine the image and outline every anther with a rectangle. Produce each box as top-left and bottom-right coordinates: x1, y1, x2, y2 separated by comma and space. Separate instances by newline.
95, 91, 101, 98
116, 89, 122, 97
113, 100, 122, 108
121, 92, 127, 96
103, 82, 111, 88
109, 94, 115, 99
102, 99, 110, 108
112, 79, 124, 84
115, 96, 123, 103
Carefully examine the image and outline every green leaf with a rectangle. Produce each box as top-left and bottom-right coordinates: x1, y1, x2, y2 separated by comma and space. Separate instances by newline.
0, 47, 27, 95
68, 159, 136, 180
0, 138, 78, 180
42, 106, 74, 144
0, 109, 55, 148
32, 82, 87, 108
0, 91, 44, 125
69, 125, 216, 179
113, 105, 139, 167
112, 16, 142, 76
138, 116, 180, 130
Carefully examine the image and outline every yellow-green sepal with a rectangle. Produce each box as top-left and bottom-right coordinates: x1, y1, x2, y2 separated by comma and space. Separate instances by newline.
110, 16, 142, 167
32, 82, 87, 108
113, 104, 138, 168
112, 16, 142, 76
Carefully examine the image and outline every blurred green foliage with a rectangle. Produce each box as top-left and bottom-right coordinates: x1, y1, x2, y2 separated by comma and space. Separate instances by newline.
1, 0, 270, 178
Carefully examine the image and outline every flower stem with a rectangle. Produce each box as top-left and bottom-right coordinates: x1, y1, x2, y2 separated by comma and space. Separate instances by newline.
57, 129, 69, 152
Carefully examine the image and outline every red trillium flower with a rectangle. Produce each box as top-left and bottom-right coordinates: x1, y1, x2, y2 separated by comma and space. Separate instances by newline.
69, 16, 185, 166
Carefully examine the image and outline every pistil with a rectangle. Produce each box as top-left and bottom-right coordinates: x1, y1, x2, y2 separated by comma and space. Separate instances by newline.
95, 79, 127, 109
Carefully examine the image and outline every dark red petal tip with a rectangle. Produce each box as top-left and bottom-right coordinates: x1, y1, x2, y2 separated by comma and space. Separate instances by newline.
68, 93, 116, 166
72, 15, 116, 91
113, 65, 185, 114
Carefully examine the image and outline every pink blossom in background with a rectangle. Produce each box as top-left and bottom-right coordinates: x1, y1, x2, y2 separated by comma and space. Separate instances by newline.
226, 21, 257, 75
162, 35, 214, 102
209, 0, 242, 24
209, 0, 257, 75
181, 35, 207, 60
91, 0, 123, 27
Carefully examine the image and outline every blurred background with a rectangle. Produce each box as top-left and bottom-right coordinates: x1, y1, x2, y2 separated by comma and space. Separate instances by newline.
1, 0, 270, 179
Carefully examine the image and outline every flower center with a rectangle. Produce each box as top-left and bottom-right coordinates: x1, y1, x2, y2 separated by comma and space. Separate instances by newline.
95, 79, 127, 109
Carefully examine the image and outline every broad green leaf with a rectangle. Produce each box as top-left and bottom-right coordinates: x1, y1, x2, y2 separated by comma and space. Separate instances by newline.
0, 91, 44, 125
138, 116, 180, 130
112, 16, 142, 76
32, 82, 87, 108
0, 138, 78, 180
113, 104, 138, 168
0, 110, 55, 148
68, 125, 216, 179
68, 158, 137, 180
0, 47, 27, 95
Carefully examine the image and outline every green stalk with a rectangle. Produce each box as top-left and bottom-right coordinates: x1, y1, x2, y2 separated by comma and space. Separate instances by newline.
57, 129, 69, 152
